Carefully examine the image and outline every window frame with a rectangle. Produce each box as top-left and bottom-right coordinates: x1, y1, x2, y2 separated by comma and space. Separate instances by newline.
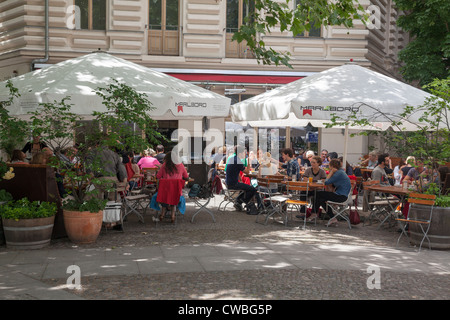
294, 0, 322, 38
74, 0, 107, 31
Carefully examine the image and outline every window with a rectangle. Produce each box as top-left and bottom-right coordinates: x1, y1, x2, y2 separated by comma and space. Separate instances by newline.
226, 0, 255, 58
294, 0, 321, 37
75, 0, 107, 30
148, 0, 180, 55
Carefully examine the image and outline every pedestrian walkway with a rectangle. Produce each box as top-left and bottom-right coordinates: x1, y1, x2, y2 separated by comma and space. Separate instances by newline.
0, 195, 449, 300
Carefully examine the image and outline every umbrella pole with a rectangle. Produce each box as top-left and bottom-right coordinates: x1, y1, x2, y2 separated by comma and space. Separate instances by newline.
286, 126, 291, 149
343, 124, 349, 169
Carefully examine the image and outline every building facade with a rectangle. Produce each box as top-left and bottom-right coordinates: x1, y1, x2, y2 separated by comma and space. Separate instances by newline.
0, 0, 410, 162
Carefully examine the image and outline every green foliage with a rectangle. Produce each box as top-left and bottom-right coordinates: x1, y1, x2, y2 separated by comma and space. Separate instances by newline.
93, 79, 165, 152
327, 78, 450, 197
0, 189, 13, 202
0, 198, 57, 220
0, 81, 29, 156
394, 0, 450, 86
29, 97, 83, 153
435, 196, 450, 208
62, 197, 108, 213
27, 79, 165, 212
232, 0, 368, 68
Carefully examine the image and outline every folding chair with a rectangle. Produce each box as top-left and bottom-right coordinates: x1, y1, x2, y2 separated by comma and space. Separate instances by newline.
190, 175, 216, 223
256, 177, 289, 226
142, 167, 158, 193
396, 193, 436, 252
117, 183, 150, 224
218, 178, 245, 212
362, 180, 395, 227
285, 181, 312, 229
325, 180, 357, 229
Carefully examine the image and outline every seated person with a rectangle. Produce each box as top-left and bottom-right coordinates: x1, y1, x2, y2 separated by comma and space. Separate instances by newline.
360, 151, 378, 169
310, 159, 352, 225
338, 156, 354, 176
320, 149, 329, 168
137, 149, 160, 169
303, 156, 327, 182
371, 154, 391, 185
9, 150, 28, 164
300, 150, 315, 168
125, 151, 141, 190
225, 146, 261, 215
280, 148, 301, 181
403, 159, 428, 185
400, 156, 416, 179
393, 158, 407, 185
257, 152, 279, 193
156, 152, 189, 223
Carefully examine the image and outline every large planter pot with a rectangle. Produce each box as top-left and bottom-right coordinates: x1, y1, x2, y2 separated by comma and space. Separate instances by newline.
2, 215, 55, 250
409, 204, 450, 250
63, 210, 103, 244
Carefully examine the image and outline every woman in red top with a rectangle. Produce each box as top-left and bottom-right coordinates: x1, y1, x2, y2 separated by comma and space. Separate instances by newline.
156, 152, 189, 222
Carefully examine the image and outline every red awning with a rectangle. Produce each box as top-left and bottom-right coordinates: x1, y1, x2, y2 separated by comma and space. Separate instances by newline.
167, 73, 303, 84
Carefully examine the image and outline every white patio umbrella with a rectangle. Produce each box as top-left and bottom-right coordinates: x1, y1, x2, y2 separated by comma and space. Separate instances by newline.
0, 52, 230, 119
231, 63, 435, 166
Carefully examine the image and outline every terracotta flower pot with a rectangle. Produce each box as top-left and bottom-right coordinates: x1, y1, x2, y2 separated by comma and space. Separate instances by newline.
63, 210, 103, 244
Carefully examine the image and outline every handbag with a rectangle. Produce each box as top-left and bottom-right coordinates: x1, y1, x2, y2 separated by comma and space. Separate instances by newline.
349, 209, 361, 225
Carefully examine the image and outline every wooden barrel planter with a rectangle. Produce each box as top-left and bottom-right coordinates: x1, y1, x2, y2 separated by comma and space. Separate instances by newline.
63, 210, 103, 244
409, 204, 450, 250
2, 216, 55, 250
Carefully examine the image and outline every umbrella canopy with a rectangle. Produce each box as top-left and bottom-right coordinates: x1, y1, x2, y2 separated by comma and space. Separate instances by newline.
0, 52, 230, 118
231, 64, 434, 131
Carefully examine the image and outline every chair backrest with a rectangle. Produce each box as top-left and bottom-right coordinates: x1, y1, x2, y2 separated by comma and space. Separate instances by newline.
408, 193, 436, 206
143, 167, 158, 182
266, 175, 284, 182
286, 181, 309, 193
362, 180, 380, 190
257, 177, 270, 188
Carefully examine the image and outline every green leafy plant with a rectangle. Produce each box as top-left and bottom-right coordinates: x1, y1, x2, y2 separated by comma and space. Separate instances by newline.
435, 196, 450, 208
232, 0, 369, 68
0, 198, 57, 220
27, 79, 165, 212
0, 80, 28, 156
0, 188, 13, 202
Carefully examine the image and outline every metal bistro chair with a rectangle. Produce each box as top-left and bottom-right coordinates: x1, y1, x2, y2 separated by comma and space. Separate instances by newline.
325, 180, 357, 229
395, 193, 436, 252
190, 172, 217, 223
256, 177, 281, 224
117, 182, 150, 224
142, 167, 158, 193
218, 178, 245, 212
285, 181, 312, 230
257, 177, 289, 226
362, 180, 394, 226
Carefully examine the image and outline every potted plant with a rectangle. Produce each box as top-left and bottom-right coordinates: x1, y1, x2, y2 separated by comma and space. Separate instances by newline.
27, 79, 164, 244
0, 197, 57, 249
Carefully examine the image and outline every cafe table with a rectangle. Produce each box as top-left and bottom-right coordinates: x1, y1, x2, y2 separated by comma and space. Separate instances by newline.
366, 184, 412, 229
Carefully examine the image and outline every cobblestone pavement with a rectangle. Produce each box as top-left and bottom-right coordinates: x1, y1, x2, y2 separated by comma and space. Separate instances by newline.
2, 195, 450, 300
